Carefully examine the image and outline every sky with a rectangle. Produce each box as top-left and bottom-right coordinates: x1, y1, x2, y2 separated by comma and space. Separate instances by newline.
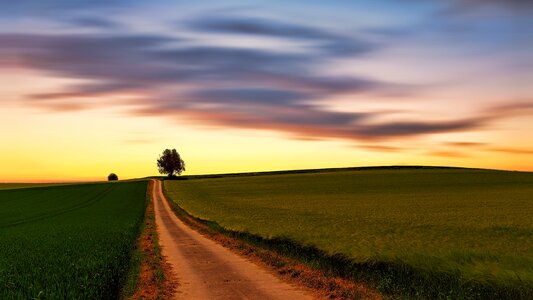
1, 0, 532, 181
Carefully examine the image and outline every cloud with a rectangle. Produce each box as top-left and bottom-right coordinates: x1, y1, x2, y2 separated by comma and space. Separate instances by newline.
434, 0, 533, 17
188, 16, 375, 56
0, 30, 511, 142
489, 148, 533, 155
445, 141, 487, 147
483, 101, 533, 118
442, 142, 533, 157
351, 118, 486, 138
0, 0, 137, 18
427, 150, 470, 158
29, 82, 141, 100
189, 17, 335, 39
451, 0, 533, 11
42, 102, 89, 112
357, 144, 407, 152
2, 7, 528, 144
7, 32, 384, 101
189, 88, 308, 106
69, 16, 121, 29
131, 95, 491, 142
1, 33, 175, 79
130, 85, 375, 140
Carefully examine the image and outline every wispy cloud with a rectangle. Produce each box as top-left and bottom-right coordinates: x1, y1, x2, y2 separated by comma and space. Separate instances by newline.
427, 150, 470, 158
445, 142, 488, 148
489, 148, 533, 155
352, 118, 487, 138
68, 16, 122, 29
357, 144, 407, 152
448, 0, 533, 13
1, 28, 526, 142
188, 16, 375, 56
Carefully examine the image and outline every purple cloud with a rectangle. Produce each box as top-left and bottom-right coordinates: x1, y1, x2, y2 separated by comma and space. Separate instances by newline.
2, 6, 530, 144
188, 16, 375, 56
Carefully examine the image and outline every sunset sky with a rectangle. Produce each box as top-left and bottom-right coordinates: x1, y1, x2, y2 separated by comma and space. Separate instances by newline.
1, 1, 532, 182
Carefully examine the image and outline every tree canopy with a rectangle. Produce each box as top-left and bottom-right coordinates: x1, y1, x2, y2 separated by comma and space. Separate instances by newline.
157, 149, 185, 177
108, 173, 118, 181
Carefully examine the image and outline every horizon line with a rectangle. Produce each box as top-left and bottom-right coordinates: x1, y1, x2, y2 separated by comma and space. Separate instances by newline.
2, 164, 531, 183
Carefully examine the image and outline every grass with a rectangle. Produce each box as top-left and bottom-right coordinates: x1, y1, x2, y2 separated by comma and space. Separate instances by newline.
164, 168, 533, 299
0, 181, 147, 299
163, 187, 381, 299
122, 180, 174, 299
0, 183, 74, 190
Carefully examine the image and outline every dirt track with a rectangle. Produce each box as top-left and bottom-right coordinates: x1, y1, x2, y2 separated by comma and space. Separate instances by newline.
152, 180, 314, 300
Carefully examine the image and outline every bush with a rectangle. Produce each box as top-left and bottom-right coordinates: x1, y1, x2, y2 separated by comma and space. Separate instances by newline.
108, 173, 118, 181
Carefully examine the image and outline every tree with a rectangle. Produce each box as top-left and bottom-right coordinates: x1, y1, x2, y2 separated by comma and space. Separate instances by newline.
157, 149, 185, 177
108, 173, 118, 181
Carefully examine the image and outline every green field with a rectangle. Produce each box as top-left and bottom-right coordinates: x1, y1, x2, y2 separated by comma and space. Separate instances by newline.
0, 183, 73, 190
164, 168, 533, 298
0, 181, 147, 299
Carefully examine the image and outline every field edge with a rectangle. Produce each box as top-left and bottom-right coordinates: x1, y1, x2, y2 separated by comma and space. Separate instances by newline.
121, 180, 176, 299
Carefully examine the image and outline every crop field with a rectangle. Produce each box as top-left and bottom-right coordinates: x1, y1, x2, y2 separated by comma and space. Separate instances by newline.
0, 183, 71, 190
165, 168, 533, 298
0, 181, 147, 299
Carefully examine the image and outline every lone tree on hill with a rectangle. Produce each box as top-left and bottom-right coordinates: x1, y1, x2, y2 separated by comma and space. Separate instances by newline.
108, 173, 118, 181
157, 149, 185, 177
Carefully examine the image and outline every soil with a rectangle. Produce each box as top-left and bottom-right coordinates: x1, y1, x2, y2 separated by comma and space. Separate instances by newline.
127, 181, 177, 300
152, 180, 315, 300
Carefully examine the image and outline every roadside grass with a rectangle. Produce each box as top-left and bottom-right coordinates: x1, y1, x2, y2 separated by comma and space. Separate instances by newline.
121, 183, 151, 298
121, 249, 143, 298
163, 191, 381, 299
0, 181, 147, 299
122, 180, 175, 300
164, 168, 533, 299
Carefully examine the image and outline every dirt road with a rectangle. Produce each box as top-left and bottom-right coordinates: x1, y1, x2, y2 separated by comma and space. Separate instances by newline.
152, 180, 315, 300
